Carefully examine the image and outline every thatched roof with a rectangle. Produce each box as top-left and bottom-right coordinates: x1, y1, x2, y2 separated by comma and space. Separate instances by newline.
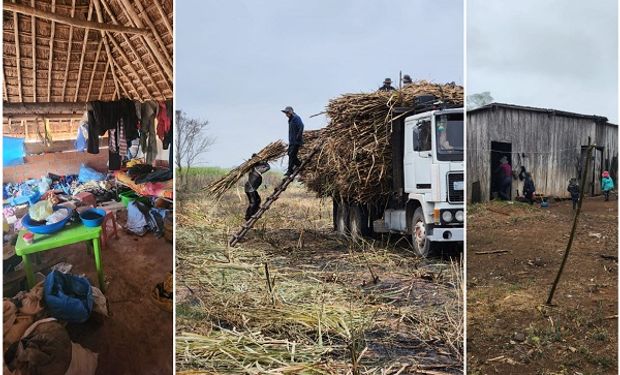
3, 0, 172, 104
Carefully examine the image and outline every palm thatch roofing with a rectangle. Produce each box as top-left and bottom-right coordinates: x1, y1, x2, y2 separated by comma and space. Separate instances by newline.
3, 0, 173, 141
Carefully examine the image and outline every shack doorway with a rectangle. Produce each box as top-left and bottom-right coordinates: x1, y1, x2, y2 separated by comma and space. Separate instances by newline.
490, 141, 512, 200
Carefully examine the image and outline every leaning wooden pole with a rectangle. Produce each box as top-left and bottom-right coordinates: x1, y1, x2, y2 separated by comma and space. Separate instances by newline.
546, 142, 595, 305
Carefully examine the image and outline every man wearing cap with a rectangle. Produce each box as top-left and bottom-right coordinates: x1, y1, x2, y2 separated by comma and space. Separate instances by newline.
403, 74, 413, 86
379, 78, 396, 91
281, 106, 304, 176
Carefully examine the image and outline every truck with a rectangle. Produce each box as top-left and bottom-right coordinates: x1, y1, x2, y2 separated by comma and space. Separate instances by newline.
332, 97, 464, 256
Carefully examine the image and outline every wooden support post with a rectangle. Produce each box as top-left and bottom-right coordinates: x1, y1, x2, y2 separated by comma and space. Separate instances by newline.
3, 101, 87, 115
4, 1, 150, 35
546, 142, 595, 305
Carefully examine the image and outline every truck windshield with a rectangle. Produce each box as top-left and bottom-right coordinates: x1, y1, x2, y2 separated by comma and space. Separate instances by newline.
435, 113, 463, 161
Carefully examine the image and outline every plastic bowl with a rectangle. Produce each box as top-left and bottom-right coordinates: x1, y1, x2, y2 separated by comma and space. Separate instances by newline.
79, 208, 106, 227
22, 207, 73, 235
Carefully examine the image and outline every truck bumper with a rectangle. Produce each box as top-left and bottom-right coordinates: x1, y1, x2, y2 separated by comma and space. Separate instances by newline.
427, 226, 463, 242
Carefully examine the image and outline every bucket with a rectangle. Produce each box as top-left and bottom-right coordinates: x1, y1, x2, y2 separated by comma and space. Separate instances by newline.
119, 191, 148, 207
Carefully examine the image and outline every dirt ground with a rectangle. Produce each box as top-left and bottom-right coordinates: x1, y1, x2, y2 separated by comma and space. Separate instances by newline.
176, 185, 464, 374
467, 196, 618, 375
6, 218, 173, 375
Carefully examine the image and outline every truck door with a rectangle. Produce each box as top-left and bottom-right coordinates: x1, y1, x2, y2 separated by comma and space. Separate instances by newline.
404, 117, 433, 191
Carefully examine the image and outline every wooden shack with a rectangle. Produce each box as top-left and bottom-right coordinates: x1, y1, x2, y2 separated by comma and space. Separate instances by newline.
467, 103, 618, 202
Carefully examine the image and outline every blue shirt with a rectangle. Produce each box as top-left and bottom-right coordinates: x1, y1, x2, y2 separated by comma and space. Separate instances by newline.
288, 114, 304, 145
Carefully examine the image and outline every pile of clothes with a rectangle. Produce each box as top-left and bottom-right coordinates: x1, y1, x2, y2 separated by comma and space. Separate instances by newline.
78, 99, 173, 169
3, 271, 107, 375
126, 163, 172, 184
126, 199, 169, 237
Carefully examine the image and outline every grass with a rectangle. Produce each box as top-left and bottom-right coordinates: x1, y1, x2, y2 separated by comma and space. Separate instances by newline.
178, 166, 285, 193
176, 185, 463, 374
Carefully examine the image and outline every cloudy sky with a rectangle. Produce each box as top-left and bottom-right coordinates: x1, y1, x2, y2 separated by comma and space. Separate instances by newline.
177, 0, 463, 168
468, 0, 618, 122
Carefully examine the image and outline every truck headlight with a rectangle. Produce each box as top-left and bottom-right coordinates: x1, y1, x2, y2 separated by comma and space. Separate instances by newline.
441, 210, 453, 223
455, 210, 464, 222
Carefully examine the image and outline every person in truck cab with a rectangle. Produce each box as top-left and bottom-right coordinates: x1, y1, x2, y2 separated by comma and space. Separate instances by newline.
244, 157, 271, 221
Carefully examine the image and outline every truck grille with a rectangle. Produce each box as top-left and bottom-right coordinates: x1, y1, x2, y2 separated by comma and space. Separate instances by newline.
447, 173, 464, 203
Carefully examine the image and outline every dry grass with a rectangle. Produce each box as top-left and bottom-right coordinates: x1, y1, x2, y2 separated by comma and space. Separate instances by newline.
176, 185, 464, 374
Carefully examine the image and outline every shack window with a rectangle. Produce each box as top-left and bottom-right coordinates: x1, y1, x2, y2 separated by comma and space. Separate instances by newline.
413, 120, 431, 152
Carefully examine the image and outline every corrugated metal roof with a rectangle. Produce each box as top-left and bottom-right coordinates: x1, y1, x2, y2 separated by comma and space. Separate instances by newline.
468, 102, 613, 125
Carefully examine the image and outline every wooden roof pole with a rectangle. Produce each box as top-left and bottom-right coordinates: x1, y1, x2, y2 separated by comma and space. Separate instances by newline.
12, 2, 23, 102
73, 1, 95, 102
30, 0, 36, 102
61, 0, 77, 101
110, 58, 131, 99
86, 40, 103, 101
99, 0, 164, 99
117, 0, 172, 81
98, 58, 109, 99
3, 68, 9, 101
47, 0, 56, 102
105, 34, 148, 99
4, 1, 151, 35
91, 0, 121, 100
133, 0, 171, 69
153, 1, 172, 38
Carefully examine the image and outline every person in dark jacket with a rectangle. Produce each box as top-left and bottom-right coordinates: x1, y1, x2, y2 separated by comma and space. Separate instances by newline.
495, 156, 512, 200
567, 178, 580, 210
523, 172, 535, 205
378, 78, 396, 91
402, 74, 413, 85
244, 158, 271, 221
282, 106, 304, 176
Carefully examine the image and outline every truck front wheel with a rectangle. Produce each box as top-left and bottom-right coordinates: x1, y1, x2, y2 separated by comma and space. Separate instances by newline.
411, 207, 431, 257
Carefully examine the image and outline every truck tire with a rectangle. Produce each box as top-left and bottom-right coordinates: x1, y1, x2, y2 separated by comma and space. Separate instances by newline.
349, 203, 370, 241
411, 207, 431, 257
335, 202, 349, 235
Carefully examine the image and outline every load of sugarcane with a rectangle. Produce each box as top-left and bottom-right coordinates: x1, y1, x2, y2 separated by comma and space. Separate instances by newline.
205, 141, 287, 199
299, 80, 463, 202
205, 80, 462, 202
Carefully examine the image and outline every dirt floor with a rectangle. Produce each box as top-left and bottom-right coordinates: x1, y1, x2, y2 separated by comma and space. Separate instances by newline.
5, 216, 173, 375
176, 184, 464, 374
467, 196, 618, 375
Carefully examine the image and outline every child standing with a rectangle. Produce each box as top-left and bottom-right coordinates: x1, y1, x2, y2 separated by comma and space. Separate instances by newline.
523, 172, 536, 205
601, 171, 614, 201
567, 178, 580, 210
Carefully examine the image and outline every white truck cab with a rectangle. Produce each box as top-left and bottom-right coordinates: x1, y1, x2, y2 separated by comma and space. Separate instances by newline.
333, 102, 464, 257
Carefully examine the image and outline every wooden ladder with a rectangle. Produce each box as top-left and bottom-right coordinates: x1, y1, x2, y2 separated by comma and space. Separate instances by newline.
229, 146, 320, 247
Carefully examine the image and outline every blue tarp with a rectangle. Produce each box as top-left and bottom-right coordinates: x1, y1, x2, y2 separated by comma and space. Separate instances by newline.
3, 136, 25, 167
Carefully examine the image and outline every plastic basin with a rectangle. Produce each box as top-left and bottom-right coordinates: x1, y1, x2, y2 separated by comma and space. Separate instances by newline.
79, 208, 106, 227
22, 207, 73, 234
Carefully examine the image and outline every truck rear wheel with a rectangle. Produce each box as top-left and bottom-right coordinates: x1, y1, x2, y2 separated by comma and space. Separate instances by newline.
349, 203, 369, 241
411, 207, 431, 257
335, 202, 349, 235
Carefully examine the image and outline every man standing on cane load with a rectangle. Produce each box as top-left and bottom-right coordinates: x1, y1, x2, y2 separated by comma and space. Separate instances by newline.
281, 106, 304, 177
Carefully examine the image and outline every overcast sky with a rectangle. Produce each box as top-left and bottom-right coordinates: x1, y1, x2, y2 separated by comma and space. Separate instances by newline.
177, 0, 463, 168
468, 0, 618, 123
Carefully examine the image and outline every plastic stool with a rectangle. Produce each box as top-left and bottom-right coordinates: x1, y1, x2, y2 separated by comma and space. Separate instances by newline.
100, 209, 118, 249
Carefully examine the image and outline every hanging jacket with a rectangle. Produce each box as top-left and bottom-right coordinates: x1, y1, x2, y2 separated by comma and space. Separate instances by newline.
602, 177, 615, 191
140, 101, 159, 164
156, 101, 171, 142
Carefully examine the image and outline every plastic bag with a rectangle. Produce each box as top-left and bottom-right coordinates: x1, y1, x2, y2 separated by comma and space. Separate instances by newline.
78, 164, 106, 183
46, 208, 70, 225
44, 271, 93, 323
28, 200, 53, 222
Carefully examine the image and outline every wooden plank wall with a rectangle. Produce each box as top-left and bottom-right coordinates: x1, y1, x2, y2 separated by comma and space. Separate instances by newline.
467, 106, 618, 201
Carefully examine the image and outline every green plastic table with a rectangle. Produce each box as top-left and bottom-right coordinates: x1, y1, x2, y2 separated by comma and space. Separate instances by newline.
15, 223, 105, 292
